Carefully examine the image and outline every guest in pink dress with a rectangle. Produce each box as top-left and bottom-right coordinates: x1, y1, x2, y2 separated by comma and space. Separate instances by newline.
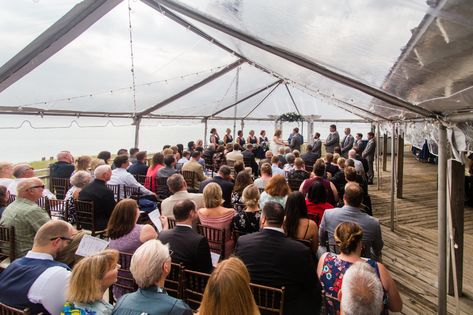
145, 153, 164, 191
198, 183, 236, 258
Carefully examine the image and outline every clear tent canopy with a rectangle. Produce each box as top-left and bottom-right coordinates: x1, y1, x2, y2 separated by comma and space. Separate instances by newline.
0, 0, 472, 150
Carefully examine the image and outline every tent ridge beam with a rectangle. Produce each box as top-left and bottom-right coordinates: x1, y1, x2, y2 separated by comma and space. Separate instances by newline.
154, 0, 436, 119
138, 59, 245, 117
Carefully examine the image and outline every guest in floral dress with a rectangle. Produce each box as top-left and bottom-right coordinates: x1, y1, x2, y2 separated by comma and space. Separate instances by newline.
232, 184, 261, 234
65, 171, 92, 224
231, 171, 253, 211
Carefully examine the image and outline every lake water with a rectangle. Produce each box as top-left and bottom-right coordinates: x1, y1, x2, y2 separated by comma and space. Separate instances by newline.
0, 116, 371, 163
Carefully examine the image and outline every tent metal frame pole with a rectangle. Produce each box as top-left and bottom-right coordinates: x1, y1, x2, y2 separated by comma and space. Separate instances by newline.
376, 122, 380, 190
243, 82, 282, 119
438, 123, 448, 315
203, 118, 208, 147
233, 66, 240, 140
390, 122, 396, 232
154, 0, 436, 119
133, 117, 141, 148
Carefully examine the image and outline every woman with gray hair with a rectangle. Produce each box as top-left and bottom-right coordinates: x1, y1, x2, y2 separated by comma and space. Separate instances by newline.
112, 240, 193, 315
65, 170, 93, 224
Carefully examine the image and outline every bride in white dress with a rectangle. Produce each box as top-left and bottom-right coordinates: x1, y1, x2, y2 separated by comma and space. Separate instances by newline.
270, 129, 286, 155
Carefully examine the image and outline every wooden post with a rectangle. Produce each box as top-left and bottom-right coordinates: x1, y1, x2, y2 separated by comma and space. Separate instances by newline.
376, 123, 380, 190
396, 132, 404, 198
447, 159, 464, 297
390, 124, 396, 232
383, 133, 388, 171
203, 118, 208, 147
438, 124, 447, 315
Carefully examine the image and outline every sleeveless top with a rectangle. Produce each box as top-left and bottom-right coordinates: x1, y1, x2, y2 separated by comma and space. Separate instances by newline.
248, 136, 258, 144
224, 134, 233, 145
237, 136, 246, 146
109, 224, 144, 254
320, 253, 384, 315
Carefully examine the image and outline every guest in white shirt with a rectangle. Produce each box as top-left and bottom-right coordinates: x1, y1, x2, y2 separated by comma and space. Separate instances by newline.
270, 156, 285, 177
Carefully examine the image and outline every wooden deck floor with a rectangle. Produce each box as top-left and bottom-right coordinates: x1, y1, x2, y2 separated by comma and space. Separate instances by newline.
371, 150, 473, 315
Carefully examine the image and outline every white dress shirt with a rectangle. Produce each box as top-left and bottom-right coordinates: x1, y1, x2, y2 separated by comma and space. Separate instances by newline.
26, 251, 71, 315
108, 168, 153, 199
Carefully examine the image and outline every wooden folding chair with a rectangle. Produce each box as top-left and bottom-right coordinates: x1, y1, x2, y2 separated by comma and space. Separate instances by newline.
156, 177, 171, 199
133, 174, 147, 185
110, 252, 138, 303
0, 303, 30, 315
74, 200, 106, 238
123, 186, 142, 200
6, 194, 16, 206
250, 283, 285, 315
106, 184, 121, 202
0, 225, 15, 272
49, 177, 71, 200
164, 263, 184, 298
182, 171, 198, 193
197, 224, 226, 262
45, 198, 68, 221
203, 155, 215, 177
182, 269, 211, 311
35, 196, 47, 210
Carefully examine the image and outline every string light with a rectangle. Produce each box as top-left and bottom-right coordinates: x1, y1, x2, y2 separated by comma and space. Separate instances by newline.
0, 120, 131, 130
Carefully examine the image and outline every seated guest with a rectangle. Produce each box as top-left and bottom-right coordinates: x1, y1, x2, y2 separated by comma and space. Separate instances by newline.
231, 171, 253, 208
127, 151, 149, 176
202, 144, 216, 162
199, 257, 259, 315
284, 192, 318, 253
224, 143, 233, 155
56, 231, 86, 268
213, 145, 227, 171
78, 165, 116, 231
108, 155, 156, 200
158, 200, 212, 273
65, 170, 93, 224
270, 155, 285, 176
0, 177, 51, 257
64, 249, 119, 314
182, 151, 208, 191
112, 240, 193, 315
319, 183, 383, 260
254, 163, 272, 190
97, 151, 112, 165
344, 166, 371, 213
317, 222, 402, 314
157, 154, 178, 179
161, 174, 204, 218
199, 166, 234, 208
348, 149, 367, 181
0, 220, 74, 314
283, 153, 295, 172
235, 202, 321, 315
259, 174, 290, 209
146, 152, 164, 191
8, 164, 56, 199
198, 183, 236, 259
287, 158, 310, 181
242, 144, 258, 176
50, 151, 75, 179
305, 181, 333, 226
0, 162, 14, 187
301, 145, 318, 169
300, 159, 338, 206
277, 147, 287, 167
325, 153, 339, 179
340, 262, 384, 315
74, 155, 92, 174
129, 147, 140, 164
90, 158, 105, 174
233, 160, 245, 176
226, 143, 244, 163
331, 157, 347, 199
0, 185, 9, 217
232, 184, 261, 234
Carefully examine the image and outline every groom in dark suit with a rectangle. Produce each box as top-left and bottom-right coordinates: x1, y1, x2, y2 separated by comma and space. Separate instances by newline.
158, 200, 213, 273
235, 202, 321, 315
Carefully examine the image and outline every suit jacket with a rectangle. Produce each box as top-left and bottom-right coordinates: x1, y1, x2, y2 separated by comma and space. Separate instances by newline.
127, 161, 149, 176
354, 138, 364, 151
362, 139, 376, 162
324, 132, 340, 153
242, 150, 258, 175
182, 160, 207, 191
199, 176, 234, 208
50, 161, 75, 179
158, 225, 213, 273
319, 205, 383, 259
312, 139, 322, 158
235, 229, 321, 315
340, 134, 354, 156
290, 133, 303, 151
301, 151, 319, 168
78, 179, 116, 230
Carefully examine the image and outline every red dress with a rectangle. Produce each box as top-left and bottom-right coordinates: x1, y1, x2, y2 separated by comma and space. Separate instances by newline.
145, 164, 164, 191
305, 200, 333, 226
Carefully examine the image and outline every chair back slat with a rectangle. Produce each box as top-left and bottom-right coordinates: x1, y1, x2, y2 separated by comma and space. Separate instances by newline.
6, 195, 16, 206
164, 263, 184, 299
0, 303, 30, 315
197, 225, 225, 262
182, 171, 198, 192
49, 177, 71, 200
0, 225, 16, 265
35, 196, 47, 210
106, 184, 121, 202
182, 269, 210, 311
250, 283, 285, 315
45, 198, 68, 221
74, 200, 105, 238
167, 218, 176, 229
123, 186, 142, 200
133, 174, 147, 185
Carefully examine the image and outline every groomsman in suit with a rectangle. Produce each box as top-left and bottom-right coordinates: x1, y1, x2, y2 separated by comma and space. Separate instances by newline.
340, 128, 354, 158
362, 132, 377, 184
235, 202, 321, 315
355, 133, 364, 151
324, 124, 340, 154
312, 132, 322, 159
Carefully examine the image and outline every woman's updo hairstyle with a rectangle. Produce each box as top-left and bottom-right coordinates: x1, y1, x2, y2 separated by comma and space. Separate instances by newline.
334, 222, 363, 254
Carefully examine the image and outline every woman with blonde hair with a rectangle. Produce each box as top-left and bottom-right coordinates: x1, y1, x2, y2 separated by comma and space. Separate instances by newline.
63, 249, 119, 314
198, 183, 235, 258
198, 257, 260, 315
259, 174, 290, 209
75, 155, 92, 173
232, 184, 261, 234
317, 222, 402, 314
